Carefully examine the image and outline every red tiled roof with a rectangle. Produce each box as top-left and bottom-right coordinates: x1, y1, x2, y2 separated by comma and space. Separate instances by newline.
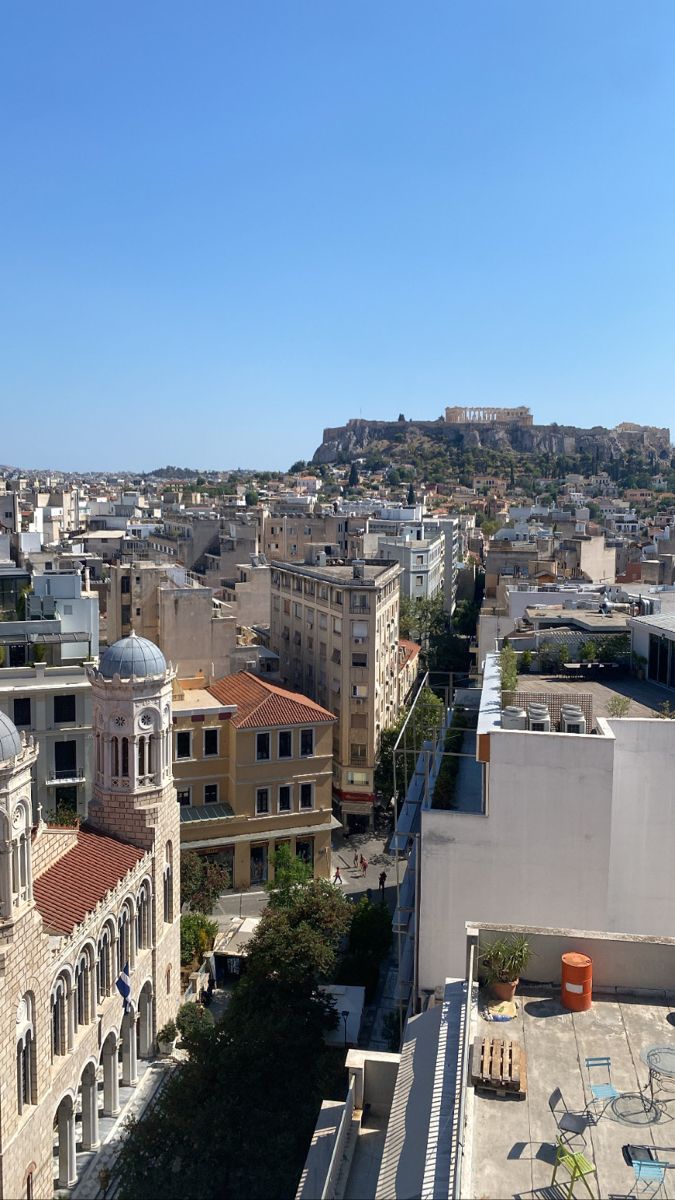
207, 671, 335, 730
398, 638, 421, 666
33, 826, 145, 935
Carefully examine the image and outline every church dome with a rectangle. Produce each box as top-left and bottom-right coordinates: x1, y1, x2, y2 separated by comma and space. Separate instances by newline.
0, 712, 22, 763
98, 632, 167, 680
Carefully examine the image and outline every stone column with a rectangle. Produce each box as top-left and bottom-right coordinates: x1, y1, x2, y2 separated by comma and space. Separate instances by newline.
102, 1043, 120, 1116
57, 1101, 77, 1188
122, 1014, 138, 1087
81, 1069, 100, 1150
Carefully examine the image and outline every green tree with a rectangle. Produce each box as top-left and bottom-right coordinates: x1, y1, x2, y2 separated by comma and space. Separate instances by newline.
180, 851, 230, 913
499, 643, 518, 699
180, 913, 218, 967
406, 482, 416, 506
607, 695, 631, 718
453, 599, 479, 637
244, 489, 259, 507
349, 897, 392, 962
288, 460, 307, 474
348, 462, 359, 488
265, 844, 312, 908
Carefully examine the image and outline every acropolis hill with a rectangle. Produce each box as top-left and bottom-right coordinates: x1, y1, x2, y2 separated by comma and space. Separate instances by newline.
312, 407, 672, 465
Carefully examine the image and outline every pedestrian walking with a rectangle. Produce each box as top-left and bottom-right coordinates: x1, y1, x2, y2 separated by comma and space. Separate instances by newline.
361, 856, 368, 877
353, 851, 359, 870
378, 870, 387, 897
334, 867, 342, 884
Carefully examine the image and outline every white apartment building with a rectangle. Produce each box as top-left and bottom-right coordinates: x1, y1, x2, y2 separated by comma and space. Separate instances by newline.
0, 664, 93, 822
270, 558, 401, 830
418, 652, 675, 988
377, 531, 444, 602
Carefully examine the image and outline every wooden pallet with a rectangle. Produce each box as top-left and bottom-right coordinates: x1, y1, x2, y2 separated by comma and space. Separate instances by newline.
471, 1036, 527, 1099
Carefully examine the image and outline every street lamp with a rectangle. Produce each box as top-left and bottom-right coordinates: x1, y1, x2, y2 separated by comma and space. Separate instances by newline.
341, 1009, 349, 1049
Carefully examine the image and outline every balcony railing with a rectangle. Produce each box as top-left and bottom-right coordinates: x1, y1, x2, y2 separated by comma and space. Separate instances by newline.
46, 767, 85, 786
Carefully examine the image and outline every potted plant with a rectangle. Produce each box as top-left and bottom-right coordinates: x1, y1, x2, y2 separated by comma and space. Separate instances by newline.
156, 1019, 177, 1055
479, 934, 532, 1002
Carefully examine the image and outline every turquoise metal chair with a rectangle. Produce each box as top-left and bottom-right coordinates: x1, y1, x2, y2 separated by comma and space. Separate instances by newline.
585, 1056, 619, 1116
632, 1159, 667, 1196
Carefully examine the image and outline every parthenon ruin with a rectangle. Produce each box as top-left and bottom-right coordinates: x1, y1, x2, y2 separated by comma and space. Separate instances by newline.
444, 405, 533, 426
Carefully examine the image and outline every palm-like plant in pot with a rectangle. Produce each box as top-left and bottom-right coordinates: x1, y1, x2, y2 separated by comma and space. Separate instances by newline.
479, 935, 532, 1002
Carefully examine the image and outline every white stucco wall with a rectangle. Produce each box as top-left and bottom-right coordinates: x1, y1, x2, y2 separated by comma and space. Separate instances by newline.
419, 727, 616, 988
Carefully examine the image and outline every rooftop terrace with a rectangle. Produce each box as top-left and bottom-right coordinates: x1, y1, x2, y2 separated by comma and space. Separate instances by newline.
468, 991, 675, 1200
516, 671, 671, 721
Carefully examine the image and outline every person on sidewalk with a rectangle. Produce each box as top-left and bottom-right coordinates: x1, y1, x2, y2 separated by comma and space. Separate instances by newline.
378, 870, 387, 897
353, 850, 359, 870
334, 866, 342, 884
361, 856, 368, 877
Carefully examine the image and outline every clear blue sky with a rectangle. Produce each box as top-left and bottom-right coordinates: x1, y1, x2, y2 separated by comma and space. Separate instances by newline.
2, 2, 675, 472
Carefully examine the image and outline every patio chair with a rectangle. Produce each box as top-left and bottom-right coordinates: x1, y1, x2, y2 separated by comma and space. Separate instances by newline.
631, 1159, 667, 1197
585, 1056, 620, 1116
549, 1087, 588, 1144
551, 1136, 598, 1199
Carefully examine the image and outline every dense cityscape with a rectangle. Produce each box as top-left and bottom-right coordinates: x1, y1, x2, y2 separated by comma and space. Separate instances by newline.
2, 402, 675, 1196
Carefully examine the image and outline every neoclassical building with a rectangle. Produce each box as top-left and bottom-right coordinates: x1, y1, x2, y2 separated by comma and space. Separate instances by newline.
0, 632, 180, 1199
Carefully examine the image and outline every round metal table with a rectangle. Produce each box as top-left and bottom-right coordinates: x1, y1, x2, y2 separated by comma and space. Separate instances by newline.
642, 1046, 675, 1100
611, 1092, 662, 1126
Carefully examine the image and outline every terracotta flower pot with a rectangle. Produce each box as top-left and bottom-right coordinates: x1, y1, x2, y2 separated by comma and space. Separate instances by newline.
491, 979, 518, 1002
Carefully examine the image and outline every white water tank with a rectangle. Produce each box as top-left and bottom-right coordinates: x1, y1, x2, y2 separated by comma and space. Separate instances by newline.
501, 706, 528, 730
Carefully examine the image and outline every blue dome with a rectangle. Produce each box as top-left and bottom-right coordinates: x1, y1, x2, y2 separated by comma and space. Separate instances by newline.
98, 633, 167, 680
0, 712, 22, 762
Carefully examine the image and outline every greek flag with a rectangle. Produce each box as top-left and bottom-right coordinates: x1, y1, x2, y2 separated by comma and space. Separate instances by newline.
116, 962, 131, 1013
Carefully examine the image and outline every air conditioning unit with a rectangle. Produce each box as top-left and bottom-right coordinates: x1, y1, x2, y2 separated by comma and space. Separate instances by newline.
501, 706, 527, 730
527, 703, 551, 732
560, 705, 587, 734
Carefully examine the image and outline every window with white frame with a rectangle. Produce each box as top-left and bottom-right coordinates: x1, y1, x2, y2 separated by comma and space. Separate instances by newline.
300, 783, 313, 810
256, 732, 270, 761
204, 784, 218, 804
278, 785, 291, 813
176, 731, 191, 759
16, 994, 35, 1114
256, 788, 270, 815
278, 730, 292, 758
300, 728, 314, 756
204, 728, 218, 756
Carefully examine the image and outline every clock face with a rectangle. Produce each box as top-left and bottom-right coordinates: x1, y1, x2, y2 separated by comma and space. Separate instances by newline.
139, 710, 153, 728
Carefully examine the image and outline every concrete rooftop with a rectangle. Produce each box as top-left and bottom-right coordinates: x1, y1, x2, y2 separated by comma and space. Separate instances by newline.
516, 672, 672, 720
466, 989, 675, 1200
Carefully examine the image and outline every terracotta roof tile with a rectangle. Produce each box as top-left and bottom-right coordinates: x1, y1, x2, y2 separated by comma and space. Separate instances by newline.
33, 826, 145, 936
207, 671, 335, 730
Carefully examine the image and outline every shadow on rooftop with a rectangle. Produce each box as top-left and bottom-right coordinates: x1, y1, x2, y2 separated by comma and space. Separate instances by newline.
523, 996, 567, 1019
508, 1140, 557, 1166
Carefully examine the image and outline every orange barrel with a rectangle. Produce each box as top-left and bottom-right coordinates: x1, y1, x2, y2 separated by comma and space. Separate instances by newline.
561, 952, 593, 1012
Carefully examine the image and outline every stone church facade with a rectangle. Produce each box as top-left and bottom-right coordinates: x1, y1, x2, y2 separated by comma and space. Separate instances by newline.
0, 632, 180, 1198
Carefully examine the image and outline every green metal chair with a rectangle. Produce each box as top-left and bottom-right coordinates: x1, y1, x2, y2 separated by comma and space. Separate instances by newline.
551, 1136, 598, 1199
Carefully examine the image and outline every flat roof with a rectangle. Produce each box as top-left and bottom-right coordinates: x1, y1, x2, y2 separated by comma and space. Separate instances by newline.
172, 688, 230, 714
524, 605, 630, 630
271, 560, 400, 585
467, 988, 675, 1200
632, 612, 675, 635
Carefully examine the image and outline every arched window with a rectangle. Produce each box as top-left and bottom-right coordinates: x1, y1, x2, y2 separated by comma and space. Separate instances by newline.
136, 881, 151, 950
118, 900, 135, 969
96, 925, 114, 1003
75, 948, 93, 1027
112, 736, 119, 777
17, 994, 35, 1114
121, 737, 129, 778
51, 973, 72, 1058
166, 964, 172, 995
11, 802, 32, 909
163, 842, 173, 924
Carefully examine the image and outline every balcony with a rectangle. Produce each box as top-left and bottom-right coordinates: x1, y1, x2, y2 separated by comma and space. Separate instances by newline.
350, 602, 370, 615
46, 767, 85, 786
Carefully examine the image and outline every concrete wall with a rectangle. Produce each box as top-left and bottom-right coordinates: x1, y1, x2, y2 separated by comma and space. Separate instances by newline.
472, 923, 675, 992
419, 728, 616, 987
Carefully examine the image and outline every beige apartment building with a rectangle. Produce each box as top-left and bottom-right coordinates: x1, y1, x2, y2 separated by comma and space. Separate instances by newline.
173, 671, 335, 886
269, 559, 401, 831
108, 561, 236, 681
